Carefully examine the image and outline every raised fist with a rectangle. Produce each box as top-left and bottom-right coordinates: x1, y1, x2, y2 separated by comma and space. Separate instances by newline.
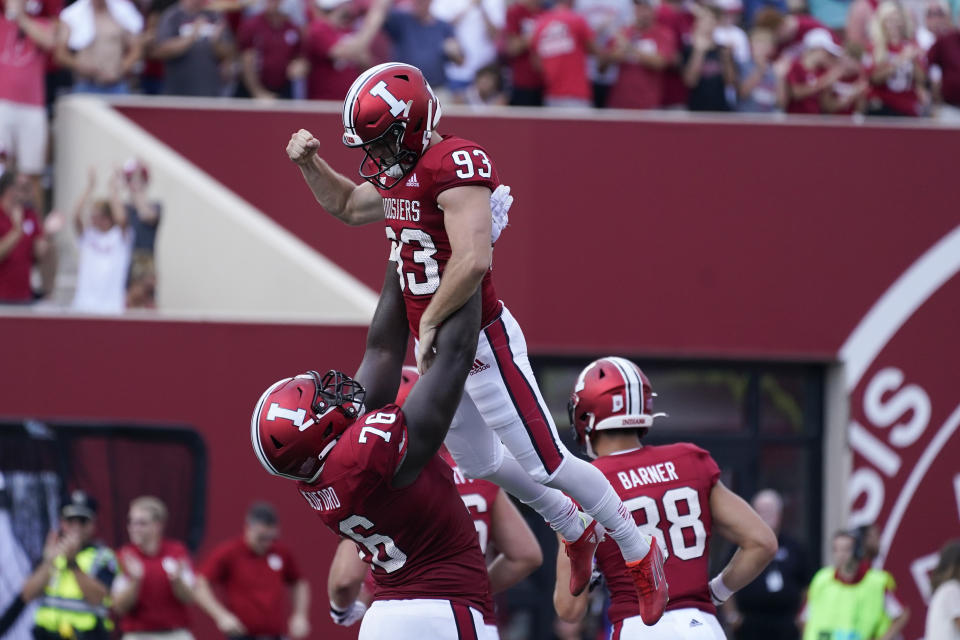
286, 129, 320, 166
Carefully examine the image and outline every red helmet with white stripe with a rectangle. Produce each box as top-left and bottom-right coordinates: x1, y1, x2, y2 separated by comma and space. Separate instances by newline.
342, 62, 442, 189
250, 370, 365, 482
394, 365, 419, 407
568, 357, 666, 458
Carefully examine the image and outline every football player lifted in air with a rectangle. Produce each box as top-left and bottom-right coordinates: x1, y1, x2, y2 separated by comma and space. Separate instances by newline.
286, 61, 667, 622
554, 357, 779, 639
252, 279, 502, 639
326, 367, 544, 628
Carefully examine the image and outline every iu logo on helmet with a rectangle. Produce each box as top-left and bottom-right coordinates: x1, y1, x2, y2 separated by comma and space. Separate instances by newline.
266, 403, 315, 432
369, 81, 412, 118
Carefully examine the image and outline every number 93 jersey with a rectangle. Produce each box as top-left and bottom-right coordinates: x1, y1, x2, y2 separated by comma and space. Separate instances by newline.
297, 405, 495, 622
379, 135, 503, 338
592, 443, 721, 624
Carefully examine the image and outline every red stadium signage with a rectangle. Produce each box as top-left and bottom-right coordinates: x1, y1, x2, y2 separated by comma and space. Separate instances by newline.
843, 226, 960, 640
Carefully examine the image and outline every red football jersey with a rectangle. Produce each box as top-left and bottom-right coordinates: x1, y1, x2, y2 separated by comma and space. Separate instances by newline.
377, 135, 502, 339
591, 443, 721, 624
298, 405, 495, 621
440, 449, 501, 554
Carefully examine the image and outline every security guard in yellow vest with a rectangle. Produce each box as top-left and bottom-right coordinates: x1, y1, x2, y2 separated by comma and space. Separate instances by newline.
802, 530, 909, 640
21, 490, 118, 640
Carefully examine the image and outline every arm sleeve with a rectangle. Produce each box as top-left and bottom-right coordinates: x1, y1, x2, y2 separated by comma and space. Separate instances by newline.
281, 546, 303, 584
689, 444, 721, 487
199, 544, 229, 582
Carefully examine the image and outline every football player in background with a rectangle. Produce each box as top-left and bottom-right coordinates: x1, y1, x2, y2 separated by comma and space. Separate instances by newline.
554, 357, 779, 639
251, 278, 499, 639
285, 61, 667, 623
326, 367, 544, 627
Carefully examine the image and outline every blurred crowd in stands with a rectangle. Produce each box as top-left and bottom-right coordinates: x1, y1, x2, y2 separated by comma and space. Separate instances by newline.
1, 0, 960, 309
0, 0, 957, 116
2, 487, 958, 640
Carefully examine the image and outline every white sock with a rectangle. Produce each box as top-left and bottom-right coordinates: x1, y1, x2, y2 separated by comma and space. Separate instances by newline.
482, 454, 586, 542
547, 457, 650, 562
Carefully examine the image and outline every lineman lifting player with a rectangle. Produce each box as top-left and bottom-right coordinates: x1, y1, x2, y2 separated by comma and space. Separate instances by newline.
284, 61, 668, 622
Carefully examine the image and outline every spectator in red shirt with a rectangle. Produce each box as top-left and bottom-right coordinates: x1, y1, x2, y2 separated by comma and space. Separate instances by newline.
928, 10, 960, 120
531, 0, 596, 107
503, 0, 546, 105
235, 0, 301, 99
0, 0, 57, 212
0, 169, 54, 303
194, 502, 310, 640
301, 0, 388, 101
605, 0, 676, 109
786, 27, 851, 113
112, 496, 196, 640
865, 1, 928, 115
822, 41, 869, 114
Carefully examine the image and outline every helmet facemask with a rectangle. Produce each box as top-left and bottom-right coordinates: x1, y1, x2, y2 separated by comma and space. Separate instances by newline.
251, 370, 366, 483
353, 122, 419, 190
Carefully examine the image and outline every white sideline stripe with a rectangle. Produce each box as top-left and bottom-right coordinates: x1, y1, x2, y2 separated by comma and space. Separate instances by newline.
840, 224, 960, 390
877, 402, 960, 566
56, 96, 378, 322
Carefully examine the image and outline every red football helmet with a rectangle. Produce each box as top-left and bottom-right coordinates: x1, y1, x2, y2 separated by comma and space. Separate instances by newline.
394, 365, 419, 406
568, 357, 666, 458
342, 62, 442, 189
251, 370, 365, 482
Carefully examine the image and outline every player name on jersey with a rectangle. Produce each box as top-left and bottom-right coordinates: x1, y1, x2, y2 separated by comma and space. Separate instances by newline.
383, 197, 420, 222
616, 461, 680, 490
299, 486, 341, 512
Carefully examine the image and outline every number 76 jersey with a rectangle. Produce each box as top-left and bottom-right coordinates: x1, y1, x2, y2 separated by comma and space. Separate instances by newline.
378, 135, 504, 339
592, 443, 721, 624
297, 405, 495, 622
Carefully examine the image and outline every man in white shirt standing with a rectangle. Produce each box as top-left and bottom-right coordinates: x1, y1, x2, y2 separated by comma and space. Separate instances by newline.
71, 167, 133, 314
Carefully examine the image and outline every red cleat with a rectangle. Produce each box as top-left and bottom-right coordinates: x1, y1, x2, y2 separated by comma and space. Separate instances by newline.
626, 542, 669, 625
563, 519, 603, 596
